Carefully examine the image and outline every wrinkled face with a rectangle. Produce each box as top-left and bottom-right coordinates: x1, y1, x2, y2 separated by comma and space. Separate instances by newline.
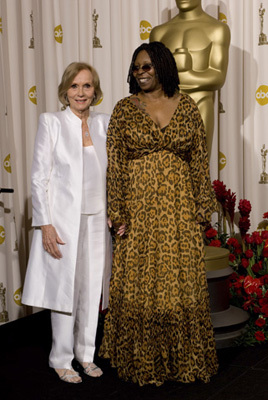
67, 69, 95, 117
132, 50, 161, 93
176, 0, 201, 11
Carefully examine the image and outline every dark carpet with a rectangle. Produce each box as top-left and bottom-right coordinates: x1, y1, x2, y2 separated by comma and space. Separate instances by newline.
0, 310, 268, 400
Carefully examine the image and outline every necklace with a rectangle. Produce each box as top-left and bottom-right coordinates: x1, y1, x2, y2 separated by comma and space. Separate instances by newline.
82, 119, 90, 137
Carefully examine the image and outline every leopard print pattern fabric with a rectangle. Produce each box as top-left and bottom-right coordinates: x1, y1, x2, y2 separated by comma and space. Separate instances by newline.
99, 94, 218, 386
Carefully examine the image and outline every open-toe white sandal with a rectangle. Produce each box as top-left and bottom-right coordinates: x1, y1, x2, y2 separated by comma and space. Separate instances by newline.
83, 362, 103, 377
56, 368, 82, 383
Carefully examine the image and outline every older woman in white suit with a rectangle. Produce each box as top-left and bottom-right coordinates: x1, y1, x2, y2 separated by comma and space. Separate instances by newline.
22, 62, 112, 383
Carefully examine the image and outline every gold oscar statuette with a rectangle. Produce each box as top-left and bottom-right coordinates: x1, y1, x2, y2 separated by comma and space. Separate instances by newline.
259, 144, 268, 184
28, 10, 34, 49
0, 283, 9, 323
259, 3, 268, 45
92, 9, 102, 48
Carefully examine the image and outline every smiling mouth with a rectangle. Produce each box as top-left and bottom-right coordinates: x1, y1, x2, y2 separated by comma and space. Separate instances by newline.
138, 78, 150, 84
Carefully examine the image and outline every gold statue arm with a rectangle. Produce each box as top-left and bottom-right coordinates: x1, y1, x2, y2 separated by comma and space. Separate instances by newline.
150, 22, 230, 93
179, 28, 230, 92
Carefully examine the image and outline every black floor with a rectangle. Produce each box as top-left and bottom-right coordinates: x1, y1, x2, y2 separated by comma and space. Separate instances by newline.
1, 310, 268, 400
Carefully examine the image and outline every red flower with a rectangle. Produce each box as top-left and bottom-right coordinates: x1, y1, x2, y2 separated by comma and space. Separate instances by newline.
227, 237, 240, 248
263, 239, 268, 258
245, 234, 254, 244
205, 227, 218, 239
213, 180, 227, 203
225, 189, 236, 223
252, 263, 259, 274
209, 239, 222, 248
263, 212, 268, 219
255, 331, 266, 341
234, 245, 242, 254
243, 298, 255, 311
259, 298, 268, 307
254, 306, 261, 314
229, 273, 244, 292
241, 258, 249, 268
244, 276, 261, 294
256, 288, 263, 298
261, 304, 268, 317
238, 199, 252, 217
234, 280, 243, 290
255, 318, 266, 328
252, 231, 263, 245
260, 275, 268, 285
252, 262, 263, 274
212, 180, 228, 214
229, 272, 238, 280
229, 253, 236, 262
245, 249, 254, 259
261, 230, 268, 239
239, 216, 251, 238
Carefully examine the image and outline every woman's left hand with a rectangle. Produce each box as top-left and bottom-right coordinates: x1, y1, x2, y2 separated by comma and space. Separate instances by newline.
107, 217, 126, 236
117, 224, 126, 236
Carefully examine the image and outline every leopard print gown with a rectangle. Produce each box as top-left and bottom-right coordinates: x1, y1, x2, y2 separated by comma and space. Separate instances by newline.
99, 94, 219, 386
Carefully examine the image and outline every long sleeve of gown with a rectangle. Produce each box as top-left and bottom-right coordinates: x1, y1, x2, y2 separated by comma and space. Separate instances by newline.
188, 104, 218, 225
106, 101, 129, 227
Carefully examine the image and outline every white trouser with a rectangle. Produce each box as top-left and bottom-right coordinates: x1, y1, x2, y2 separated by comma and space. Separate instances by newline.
49, 212, 105, 369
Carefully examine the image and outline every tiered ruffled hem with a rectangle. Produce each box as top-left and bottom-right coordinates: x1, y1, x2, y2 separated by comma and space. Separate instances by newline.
99, 300, 218, 386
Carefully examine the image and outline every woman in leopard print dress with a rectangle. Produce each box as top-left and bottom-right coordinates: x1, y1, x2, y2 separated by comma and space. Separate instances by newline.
99, 42, 218, 386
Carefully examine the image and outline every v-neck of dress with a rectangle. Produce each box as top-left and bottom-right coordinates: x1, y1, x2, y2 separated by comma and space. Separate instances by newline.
128, 94, 182, 131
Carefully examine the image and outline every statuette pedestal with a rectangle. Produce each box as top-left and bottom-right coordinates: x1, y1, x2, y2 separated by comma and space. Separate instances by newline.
205, 246, 249, 348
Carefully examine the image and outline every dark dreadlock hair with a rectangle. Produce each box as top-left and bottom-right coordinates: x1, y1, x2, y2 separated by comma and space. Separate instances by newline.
127, 41, 180, 98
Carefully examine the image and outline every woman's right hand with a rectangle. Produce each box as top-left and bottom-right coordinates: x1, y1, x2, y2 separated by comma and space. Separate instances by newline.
41, 224, 65, 259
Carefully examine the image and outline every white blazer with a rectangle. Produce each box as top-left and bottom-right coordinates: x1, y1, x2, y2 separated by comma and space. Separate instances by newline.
22, 107, 112, 313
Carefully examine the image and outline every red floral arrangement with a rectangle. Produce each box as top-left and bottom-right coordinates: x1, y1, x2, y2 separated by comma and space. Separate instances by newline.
205, 180, 268, 345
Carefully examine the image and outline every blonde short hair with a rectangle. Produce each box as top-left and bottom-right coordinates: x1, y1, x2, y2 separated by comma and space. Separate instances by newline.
58, 62, 103, 108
